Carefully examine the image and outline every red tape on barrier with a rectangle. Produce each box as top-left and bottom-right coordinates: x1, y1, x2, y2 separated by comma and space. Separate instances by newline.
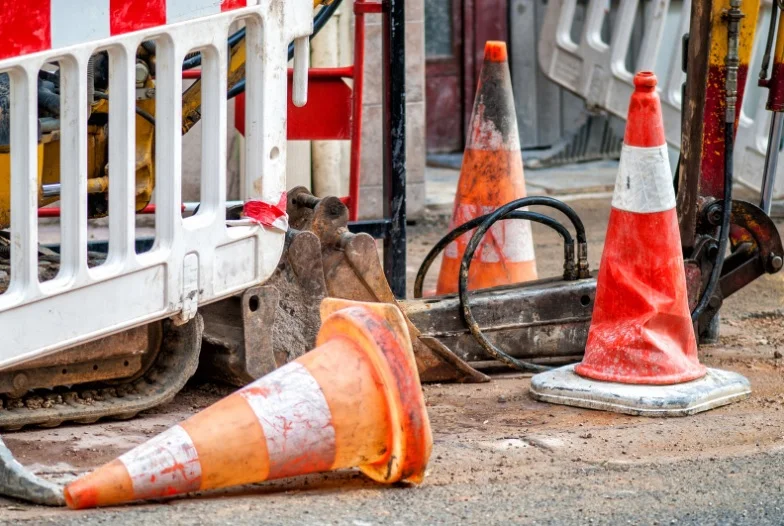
243, 192, 288, 232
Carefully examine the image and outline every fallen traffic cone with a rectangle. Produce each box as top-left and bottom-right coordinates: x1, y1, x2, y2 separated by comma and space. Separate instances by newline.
529, 71, 750, 416
436, 41, 537, 294
64, 300, 432, 509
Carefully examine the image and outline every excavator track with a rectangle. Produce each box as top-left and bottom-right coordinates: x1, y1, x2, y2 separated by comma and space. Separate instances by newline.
0, 317, 203, 431
0, 239, 203, 431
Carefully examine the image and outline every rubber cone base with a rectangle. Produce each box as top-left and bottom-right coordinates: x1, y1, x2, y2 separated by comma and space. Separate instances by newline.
530, 365, 750, 417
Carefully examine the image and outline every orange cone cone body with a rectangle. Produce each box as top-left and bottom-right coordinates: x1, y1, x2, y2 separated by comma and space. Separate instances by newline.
575, 71, 705, 385
64, 300, 432, 509
436, 41, 537, 295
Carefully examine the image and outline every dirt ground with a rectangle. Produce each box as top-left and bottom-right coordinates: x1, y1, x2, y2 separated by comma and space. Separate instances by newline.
2, 196, 784, 525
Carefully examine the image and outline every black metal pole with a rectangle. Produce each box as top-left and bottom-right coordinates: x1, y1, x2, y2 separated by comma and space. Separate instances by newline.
382, 0, 407, 298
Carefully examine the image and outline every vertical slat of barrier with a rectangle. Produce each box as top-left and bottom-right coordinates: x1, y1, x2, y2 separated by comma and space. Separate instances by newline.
584, 0, 609, 49
243, 19, 262, 201
610, 0, 639, 74
108, 42, 139, 264
292, 37, 309, 107
9, 65, 41, 297
198, 43, 228, 218
245, 16, 286, 204
59, 53, 90, 278
556, 0, 579, 49
535, 0, 565, 146
665, 0, 691, 107
154, 36, 184, 248
636, 0, 670, 72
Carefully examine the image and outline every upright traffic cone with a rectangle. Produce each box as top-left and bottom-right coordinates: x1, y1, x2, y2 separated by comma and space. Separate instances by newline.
436, 41, 537, 295
64, 300, 432, 509
530, 71, 750, 416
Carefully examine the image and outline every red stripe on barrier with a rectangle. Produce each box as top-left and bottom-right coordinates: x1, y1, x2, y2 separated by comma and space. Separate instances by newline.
110, 0, 166, 35
0, 0, 51, 60
221, 0, 246, 11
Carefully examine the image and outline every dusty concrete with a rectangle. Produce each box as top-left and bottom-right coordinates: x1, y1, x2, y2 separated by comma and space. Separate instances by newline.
2, 196, 784, 525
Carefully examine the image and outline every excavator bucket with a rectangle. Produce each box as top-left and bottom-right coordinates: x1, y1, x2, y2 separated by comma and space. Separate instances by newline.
199, 187, 488, 385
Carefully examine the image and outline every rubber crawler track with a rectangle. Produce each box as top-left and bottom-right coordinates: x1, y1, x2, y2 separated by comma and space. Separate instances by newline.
0, 316, 203, 431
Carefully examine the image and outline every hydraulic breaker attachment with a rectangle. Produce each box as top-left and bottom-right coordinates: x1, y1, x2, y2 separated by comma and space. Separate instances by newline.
402, 277, 595, 372
199, 188, 488, 384
406, 203, 781, 372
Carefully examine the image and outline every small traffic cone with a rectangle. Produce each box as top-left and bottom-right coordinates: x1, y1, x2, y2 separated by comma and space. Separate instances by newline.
530, 71, 750, 416
64, 300, 432, 509
436, 41, 537, 295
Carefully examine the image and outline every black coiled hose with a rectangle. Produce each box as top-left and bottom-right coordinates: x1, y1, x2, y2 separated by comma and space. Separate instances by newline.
456, 197, 589, 373
415, 196, 589, 373
413, 211, 574, 299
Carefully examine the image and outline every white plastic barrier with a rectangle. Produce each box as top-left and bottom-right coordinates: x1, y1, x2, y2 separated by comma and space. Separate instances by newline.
538, 0, 784, 199
0, 0, 312, 368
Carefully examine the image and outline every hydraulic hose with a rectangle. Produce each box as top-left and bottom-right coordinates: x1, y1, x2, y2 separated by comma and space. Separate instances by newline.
93, 92, 156, 126
510, 196, 590, 279
691, 123, 734, 322
413, 210, 575, 299
758, 2, 779, 84
419, 197, 588, 373
456, 197, 588, 373
37, 88, 61, 116
182, 27, 249, 71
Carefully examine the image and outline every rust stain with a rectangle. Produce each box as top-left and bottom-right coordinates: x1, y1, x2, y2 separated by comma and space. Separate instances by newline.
244, 385, 274, 398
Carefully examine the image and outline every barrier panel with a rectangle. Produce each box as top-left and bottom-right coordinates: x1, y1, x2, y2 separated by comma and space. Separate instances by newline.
0, 0, 313, 367
538, 0, 784, 199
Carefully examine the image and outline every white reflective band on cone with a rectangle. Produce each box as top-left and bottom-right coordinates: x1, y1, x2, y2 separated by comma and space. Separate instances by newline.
120, 425, 203, 498
612, 145, 676, 214
240, 361, 337, 479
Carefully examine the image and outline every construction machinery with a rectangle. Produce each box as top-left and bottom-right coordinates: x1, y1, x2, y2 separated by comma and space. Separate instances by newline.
0, 0, 478, 438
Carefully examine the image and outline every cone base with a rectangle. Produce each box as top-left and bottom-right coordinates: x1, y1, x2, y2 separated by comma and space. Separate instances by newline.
530, 364, 750, 417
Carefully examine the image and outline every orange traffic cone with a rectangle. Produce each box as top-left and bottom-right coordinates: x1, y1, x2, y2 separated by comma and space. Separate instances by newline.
436, 41, 536, 295
64, 300, 432, 509
530, 71, 750, 416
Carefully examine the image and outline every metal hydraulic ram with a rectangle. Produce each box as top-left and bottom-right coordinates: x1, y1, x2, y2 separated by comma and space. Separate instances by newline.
759, 1, 784, 214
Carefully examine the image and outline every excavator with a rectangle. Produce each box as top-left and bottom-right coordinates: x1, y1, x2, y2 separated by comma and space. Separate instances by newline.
0, 0, 783, 506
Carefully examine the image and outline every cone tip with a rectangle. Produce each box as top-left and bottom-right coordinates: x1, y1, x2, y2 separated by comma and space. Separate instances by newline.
483, 41, 508, 63
633, 71, 657, 91
63, 482, 93, 510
